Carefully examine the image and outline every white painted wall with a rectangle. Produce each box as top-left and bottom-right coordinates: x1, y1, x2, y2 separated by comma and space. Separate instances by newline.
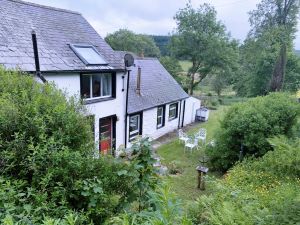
126, 97, 201, 146
183, 97, 201, 126
44, 72, 127, 157
143, 103, 181, 140
44, 73, 80, 97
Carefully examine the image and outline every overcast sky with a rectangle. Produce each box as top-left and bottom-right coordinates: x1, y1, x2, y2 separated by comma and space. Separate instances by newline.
27, 0, 300, 49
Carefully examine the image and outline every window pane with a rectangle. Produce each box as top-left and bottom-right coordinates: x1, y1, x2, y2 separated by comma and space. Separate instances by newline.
157, 106, 164, 127
129, 115, 139, 133
157, 117, 162, 126
73, 46, 107, 65
81, 75, 90, 98
169, 103, 177, 119
170, 109, 174, 118
92, 75, 101, 97
102, 74, 112, 96
158, 107, 163, 116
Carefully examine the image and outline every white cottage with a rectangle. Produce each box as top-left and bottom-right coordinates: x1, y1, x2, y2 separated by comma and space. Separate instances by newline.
0, 0, 201, 156
124, 57, 200, 147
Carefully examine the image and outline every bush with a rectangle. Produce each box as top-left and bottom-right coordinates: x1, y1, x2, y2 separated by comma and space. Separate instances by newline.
0, 68, 94, 179
110, 184, 192, 225
0, 68, 137, 223
190, 137, 300, 225
206, 93, 300, 171
167, 160, 183, 175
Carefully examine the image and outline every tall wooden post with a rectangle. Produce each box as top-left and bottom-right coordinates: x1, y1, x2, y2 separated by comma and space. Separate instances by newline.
196, 166, 208, 190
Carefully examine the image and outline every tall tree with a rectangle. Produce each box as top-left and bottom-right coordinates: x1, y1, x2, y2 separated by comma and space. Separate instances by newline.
151, 35, 171, 56
159, 56, 184, 86
233, 33, 300, 97
105, 29, 160, 57
249, 0, 300, 91
170, 3, 238, 95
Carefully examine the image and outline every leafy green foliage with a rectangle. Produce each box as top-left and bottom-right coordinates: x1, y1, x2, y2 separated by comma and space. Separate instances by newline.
126, 138, 159, 211
0, 68, 137, 223
151, 35, 171, 56
105, 29, 160, 57
159, 56, 185, 88
171, 3, 239, 94
233, 33, 300, 97
233, 0, 300, 95
206, 93, 300, 171
210, 74, 229, 96
249, 0, 300, 91
190, 137, 300, 225
284, 52, 300, 91
110, 184, 192, 225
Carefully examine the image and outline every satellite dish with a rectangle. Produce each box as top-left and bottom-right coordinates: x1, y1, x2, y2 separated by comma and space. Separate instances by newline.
124, 53, 134, 67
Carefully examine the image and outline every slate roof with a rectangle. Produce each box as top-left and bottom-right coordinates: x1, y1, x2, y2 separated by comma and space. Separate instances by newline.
127, 58, 189, 114
0, 0, 124, 72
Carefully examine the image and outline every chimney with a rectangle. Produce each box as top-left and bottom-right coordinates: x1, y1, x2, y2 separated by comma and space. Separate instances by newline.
136, 66, 141, 95
31, 30, 47, 83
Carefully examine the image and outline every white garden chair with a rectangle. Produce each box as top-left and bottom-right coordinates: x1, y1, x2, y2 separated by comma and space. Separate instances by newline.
195, 128, 206, 145
178, 129, 189, 143
184, 137, 199, 153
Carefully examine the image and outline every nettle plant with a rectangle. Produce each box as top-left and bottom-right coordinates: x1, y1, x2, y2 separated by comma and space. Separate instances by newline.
117, 137, 159, 211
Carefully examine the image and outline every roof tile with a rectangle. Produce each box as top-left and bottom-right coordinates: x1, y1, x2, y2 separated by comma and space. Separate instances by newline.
0, 0, 124, 72
127, 58, 189, 114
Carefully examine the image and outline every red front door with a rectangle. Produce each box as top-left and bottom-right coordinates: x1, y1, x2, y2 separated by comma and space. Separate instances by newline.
99, 117, 113, 155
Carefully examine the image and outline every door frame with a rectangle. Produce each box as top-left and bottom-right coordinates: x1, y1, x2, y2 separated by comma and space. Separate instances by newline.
99, 114, 117, 156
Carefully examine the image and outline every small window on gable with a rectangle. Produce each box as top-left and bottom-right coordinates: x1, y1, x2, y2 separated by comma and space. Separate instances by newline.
70, 44, 107, 65
157, 106, 165, 129
129, 113, 142, 141
169, 102, 178, 121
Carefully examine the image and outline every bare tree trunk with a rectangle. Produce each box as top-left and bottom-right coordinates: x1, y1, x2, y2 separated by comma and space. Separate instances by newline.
270, 44, 287, 91
189, 73, 195, 95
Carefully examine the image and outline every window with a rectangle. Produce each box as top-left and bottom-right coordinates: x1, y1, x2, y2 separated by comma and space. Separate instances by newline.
169, 102, 178, 120
81, 74, 112, 99
70, 44, 107, 65
157, 106, 165, 128
129, 114, 142, 140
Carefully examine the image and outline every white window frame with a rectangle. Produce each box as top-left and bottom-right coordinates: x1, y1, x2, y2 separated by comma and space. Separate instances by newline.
157, 106, 164, 128
129, 114, 140, 139
169, 102, 178, 120
82, 74, 112, 100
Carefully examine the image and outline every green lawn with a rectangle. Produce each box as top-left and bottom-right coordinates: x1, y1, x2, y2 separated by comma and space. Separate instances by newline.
157, 106, 228, 203
179, 60, 192, 72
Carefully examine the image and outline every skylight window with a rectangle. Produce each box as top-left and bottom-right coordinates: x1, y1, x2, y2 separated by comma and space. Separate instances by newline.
70, 44, 107, 65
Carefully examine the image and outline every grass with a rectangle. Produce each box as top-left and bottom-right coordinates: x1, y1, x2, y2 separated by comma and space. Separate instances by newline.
157, 106, 229, 203
179, 60, 192, 72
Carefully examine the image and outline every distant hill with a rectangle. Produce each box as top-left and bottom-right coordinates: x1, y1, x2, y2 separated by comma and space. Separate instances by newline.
150, 35, 171, 56
295, 50, 300, 57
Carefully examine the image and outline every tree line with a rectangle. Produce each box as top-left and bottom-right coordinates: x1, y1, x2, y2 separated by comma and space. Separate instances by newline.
105, 0, 300, 96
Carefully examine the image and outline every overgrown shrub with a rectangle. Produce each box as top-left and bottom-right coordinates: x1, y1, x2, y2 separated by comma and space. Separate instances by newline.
167, 160, 183, 175
0, 68, 136, 223
119, 137, 159, 211
110, 184, 192, 225
190, 137, 300, 225
206, 93, 300, 171
0, 68, 94, 179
